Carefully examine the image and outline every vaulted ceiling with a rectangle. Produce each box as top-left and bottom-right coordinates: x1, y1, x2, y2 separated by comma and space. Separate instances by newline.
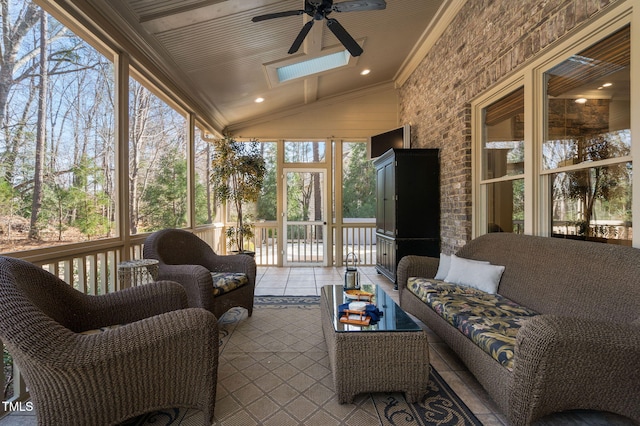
84, 0, 452, 133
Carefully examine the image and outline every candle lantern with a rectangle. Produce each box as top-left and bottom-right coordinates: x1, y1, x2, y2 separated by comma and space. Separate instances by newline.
344, 252, 360, 291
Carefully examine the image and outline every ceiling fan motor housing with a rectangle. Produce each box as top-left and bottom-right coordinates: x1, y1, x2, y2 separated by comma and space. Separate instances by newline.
312, 0, 333, 20
252, 0, 386, 56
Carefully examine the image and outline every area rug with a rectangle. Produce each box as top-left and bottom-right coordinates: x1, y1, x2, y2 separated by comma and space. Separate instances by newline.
124, 296, 482, 426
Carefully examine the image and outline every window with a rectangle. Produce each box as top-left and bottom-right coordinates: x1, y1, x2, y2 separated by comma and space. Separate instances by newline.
0, 1, 116, 251
550, 163, 632, 241
284, 141, 326, 163
544, 26, 631, 243
474, 15, 634, 246
256, 142, 277, 221
480, 87, 525, 234
128, 73, 187, 234
194, 125, 215, 226
342, 142, 376, 219
276, 50, 350, 82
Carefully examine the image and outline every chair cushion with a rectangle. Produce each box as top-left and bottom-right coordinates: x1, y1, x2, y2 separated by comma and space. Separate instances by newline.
210, 272, 249, 296
407, 277, 537, 371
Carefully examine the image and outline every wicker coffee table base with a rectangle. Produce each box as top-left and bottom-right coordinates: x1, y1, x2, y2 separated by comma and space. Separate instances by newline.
320, 293, 430, 404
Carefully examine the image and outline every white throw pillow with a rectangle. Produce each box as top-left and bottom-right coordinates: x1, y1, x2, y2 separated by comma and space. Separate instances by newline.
444, 254, 505, 294
435, 253, 490, 281
434, 253, 451, 280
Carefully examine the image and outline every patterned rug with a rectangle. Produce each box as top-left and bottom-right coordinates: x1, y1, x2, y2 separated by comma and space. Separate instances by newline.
124, 296, 482, 426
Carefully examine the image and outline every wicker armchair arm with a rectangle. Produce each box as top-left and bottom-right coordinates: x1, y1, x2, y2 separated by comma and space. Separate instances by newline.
509, 315, 640, 425
15, 307, 216, 365
158, 264, 215, 312
71, 308, 217, 365
397, 255, 439, 292
77, 280, 187, 331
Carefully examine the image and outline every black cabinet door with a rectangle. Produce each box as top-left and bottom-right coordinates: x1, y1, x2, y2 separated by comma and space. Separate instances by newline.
376, 166, 385, 234
383, 163, 395, 237
375, 160, 397, 237
376, 235, 396, 282
395, 150, 439, 239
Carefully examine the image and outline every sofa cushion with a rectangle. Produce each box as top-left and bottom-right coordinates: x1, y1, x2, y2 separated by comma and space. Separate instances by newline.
407, 277, 537, 371
210, 272, 248, 296
457, 315, 535, 371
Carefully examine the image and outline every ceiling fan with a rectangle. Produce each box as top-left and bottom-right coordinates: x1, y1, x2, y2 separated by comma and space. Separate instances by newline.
251, 0, 387, 57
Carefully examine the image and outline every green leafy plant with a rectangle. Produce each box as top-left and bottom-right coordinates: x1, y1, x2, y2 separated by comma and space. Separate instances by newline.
210, 136, 266, 253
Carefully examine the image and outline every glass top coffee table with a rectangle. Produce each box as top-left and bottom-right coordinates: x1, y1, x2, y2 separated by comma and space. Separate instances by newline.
320, 284, 430, 404
322, 283, 421, 332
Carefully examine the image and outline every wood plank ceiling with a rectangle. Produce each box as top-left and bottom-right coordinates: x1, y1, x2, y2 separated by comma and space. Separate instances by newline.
88, 0, 446, 132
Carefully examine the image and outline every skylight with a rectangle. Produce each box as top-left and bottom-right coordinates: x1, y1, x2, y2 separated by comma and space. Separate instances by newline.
276, 50, 350, 82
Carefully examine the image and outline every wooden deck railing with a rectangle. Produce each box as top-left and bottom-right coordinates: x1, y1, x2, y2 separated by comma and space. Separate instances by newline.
338, 222, 377, 266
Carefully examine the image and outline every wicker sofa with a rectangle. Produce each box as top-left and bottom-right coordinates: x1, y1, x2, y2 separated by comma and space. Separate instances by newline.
397, 233, 640, 426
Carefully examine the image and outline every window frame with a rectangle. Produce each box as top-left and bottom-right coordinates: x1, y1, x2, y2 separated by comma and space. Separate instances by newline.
474, 79, 526, 236
472, 1, 638, 247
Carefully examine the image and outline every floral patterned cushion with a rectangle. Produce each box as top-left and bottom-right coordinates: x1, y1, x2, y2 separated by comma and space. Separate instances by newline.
407, 277, 538, 371
210, 272, 248, 296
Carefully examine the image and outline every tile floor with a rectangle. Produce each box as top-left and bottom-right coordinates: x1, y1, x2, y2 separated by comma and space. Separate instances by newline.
254, 265, 365, 297
253, 266, 510, 425
1, 266, 635, 425
256, 266, 637, 426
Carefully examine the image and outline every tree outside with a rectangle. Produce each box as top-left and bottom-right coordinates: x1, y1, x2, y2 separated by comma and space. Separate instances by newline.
0, 0, 191, 251
1, 0, 116, 250
210, 136, 266, 252
342, 142, 376, 219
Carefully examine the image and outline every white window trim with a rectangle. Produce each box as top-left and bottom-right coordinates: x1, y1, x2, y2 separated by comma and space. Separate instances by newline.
472, 78, 526, 238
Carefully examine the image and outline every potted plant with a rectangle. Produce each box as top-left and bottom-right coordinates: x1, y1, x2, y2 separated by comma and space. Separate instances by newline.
210, 135, 266, 255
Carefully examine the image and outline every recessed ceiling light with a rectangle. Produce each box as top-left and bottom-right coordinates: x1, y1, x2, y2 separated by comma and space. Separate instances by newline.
602, 82, 613, 87
255, 97, 265, 103
575, 98, 587, 104
360, 69, 371, 75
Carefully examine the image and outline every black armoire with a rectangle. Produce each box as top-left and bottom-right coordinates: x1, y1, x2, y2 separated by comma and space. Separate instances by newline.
374, 148, 440, 285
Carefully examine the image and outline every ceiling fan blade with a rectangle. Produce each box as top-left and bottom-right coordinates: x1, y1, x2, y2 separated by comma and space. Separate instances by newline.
252, 10, 305, 22
326, 18, 363, 57
288, 20, 315, 54
332, 0, 386, 13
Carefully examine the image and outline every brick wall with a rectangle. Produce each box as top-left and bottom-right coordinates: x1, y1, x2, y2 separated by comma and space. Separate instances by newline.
399, 0, 617, 252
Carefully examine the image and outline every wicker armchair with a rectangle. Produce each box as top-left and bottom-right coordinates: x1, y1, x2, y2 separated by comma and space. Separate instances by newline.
0, 256, 218, 426
143, 228, 256, 318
